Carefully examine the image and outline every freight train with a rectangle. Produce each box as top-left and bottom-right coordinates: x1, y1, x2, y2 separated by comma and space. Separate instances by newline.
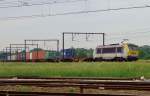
0, 48, 93, 62
0, 43, 139, 62
61, 48, 93, 62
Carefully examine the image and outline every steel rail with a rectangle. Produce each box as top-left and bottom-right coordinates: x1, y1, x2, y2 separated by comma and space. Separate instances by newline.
0, 91, 136, 96
0, 79, 149, 91
0, 77, 141, 80
0, 79, 147, 84
0, 82, 150, 90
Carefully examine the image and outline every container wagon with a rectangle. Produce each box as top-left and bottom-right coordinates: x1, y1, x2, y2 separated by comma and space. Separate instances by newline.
0, 53, 8, 61
60, 48, 76, 62
11, 54, 17, 62
74, 48, 93, 62
31, 50, 45, 62
26, 52, 30, 62
17, 52, 22, 61
60, 48, 93, 62
16, 51, 26, 62
45, 50, 60, 62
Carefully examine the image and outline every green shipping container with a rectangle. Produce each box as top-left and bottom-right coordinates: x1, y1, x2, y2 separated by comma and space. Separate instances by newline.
45, 50, 60, 60
75, 48, 93, 58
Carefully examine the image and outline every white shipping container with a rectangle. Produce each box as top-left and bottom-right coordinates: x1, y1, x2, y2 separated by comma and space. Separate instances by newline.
30, 53, 32, 60
11, 55, 17, 60
7, 56, 11, 61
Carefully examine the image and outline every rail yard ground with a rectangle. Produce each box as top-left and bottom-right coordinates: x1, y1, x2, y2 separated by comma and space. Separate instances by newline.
0, 60, 150, 78
0, 77, 150, 96
0, 85, 150, 96
0, 61, 150, 96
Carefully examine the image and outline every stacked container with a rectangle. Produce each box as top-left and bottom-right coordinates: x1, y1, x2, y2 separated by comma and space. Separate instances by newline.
0, 53, 7, 61
61, 48, 76, 61
26, 52, 30, 62
30, 52, 32, 61
7, 55, 11, 61
32, 50, 45, 61
11, 54, 17, 61
45, 50, 60, 61
17, 52, 22, 61
75, 48, 93, 59
77, 48, 93, 61
60, 48, 93, 61
17, 52, 25, 61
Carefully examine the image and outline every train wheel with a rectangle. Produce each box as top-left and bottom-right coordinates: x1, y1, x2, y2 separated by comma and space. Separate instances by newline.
94, 58, 102, 62
115, 57, 124, 62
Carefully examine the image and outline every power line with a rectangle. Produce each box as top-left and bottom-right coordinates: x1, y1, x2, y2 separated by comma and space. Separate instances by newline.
0, 0, 19, 4
0, 5, 150, 20
0, 0, 87, 8
109, 29, 150, 36
110, 30, 150, 37
108, 31, 150, 41
106, 29, 150, 43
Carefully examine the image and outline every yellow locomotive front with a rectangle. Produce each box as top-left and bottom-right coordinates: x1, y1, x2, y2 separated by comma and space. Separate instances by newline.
125, 43, 139, 61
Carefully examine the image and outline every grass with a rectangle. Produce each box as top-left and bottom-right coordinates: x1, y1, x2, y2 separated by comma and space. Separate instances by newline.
0, 60, 150, 78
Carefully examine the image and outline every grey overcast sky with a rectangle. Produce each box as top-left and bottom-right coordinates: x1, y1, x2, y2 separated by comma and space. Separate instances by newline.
0, 0, 150, 50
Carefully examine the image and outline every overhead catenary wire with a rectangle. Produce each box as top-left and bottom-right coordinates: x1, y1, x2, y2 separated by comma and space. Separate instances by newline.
0, 1, 149, 44
0, 0, 87, 8
0, 5, 150, 20
106, 29, 150, 42
109, 29, 150, 36
0, 1, 18, 5
107, 32, 150, 44
109, 30, 150, 37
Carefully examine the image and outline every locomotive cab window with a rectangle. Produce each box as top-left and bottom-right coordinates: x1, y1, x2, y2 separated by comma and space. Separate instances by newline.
102, 47, 116, 53
128, 44, 138, 51
96, 48, 101, 54
129, 46, 138, 51
117, 47, 123, 53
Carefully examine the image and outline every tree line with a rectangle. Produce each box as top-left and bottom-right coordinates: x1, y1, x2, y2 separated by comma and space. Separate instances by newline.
139, 45, 150, 60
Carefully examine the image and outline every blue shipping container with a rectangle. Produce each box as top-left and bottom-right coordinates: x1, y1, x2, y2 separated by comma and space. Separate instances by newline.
61, 48, 76, 60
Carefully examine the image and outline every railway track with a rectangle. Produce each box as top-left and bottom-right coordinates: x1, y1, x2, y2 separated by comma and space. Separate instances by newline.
0, 77, 148, 95
0, 77, 140, 80
0, 78, 149, 89
0, 91, 136, 96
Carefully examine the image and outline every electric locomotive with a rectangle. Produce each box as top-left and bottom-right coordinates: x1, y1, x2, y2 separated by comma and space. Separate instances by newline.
93, 43, 139, 61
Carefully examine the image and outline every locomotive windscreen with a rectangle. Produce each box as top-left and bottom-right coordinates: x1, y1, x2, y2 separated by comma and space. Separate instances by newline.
128, 44, 138, 51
